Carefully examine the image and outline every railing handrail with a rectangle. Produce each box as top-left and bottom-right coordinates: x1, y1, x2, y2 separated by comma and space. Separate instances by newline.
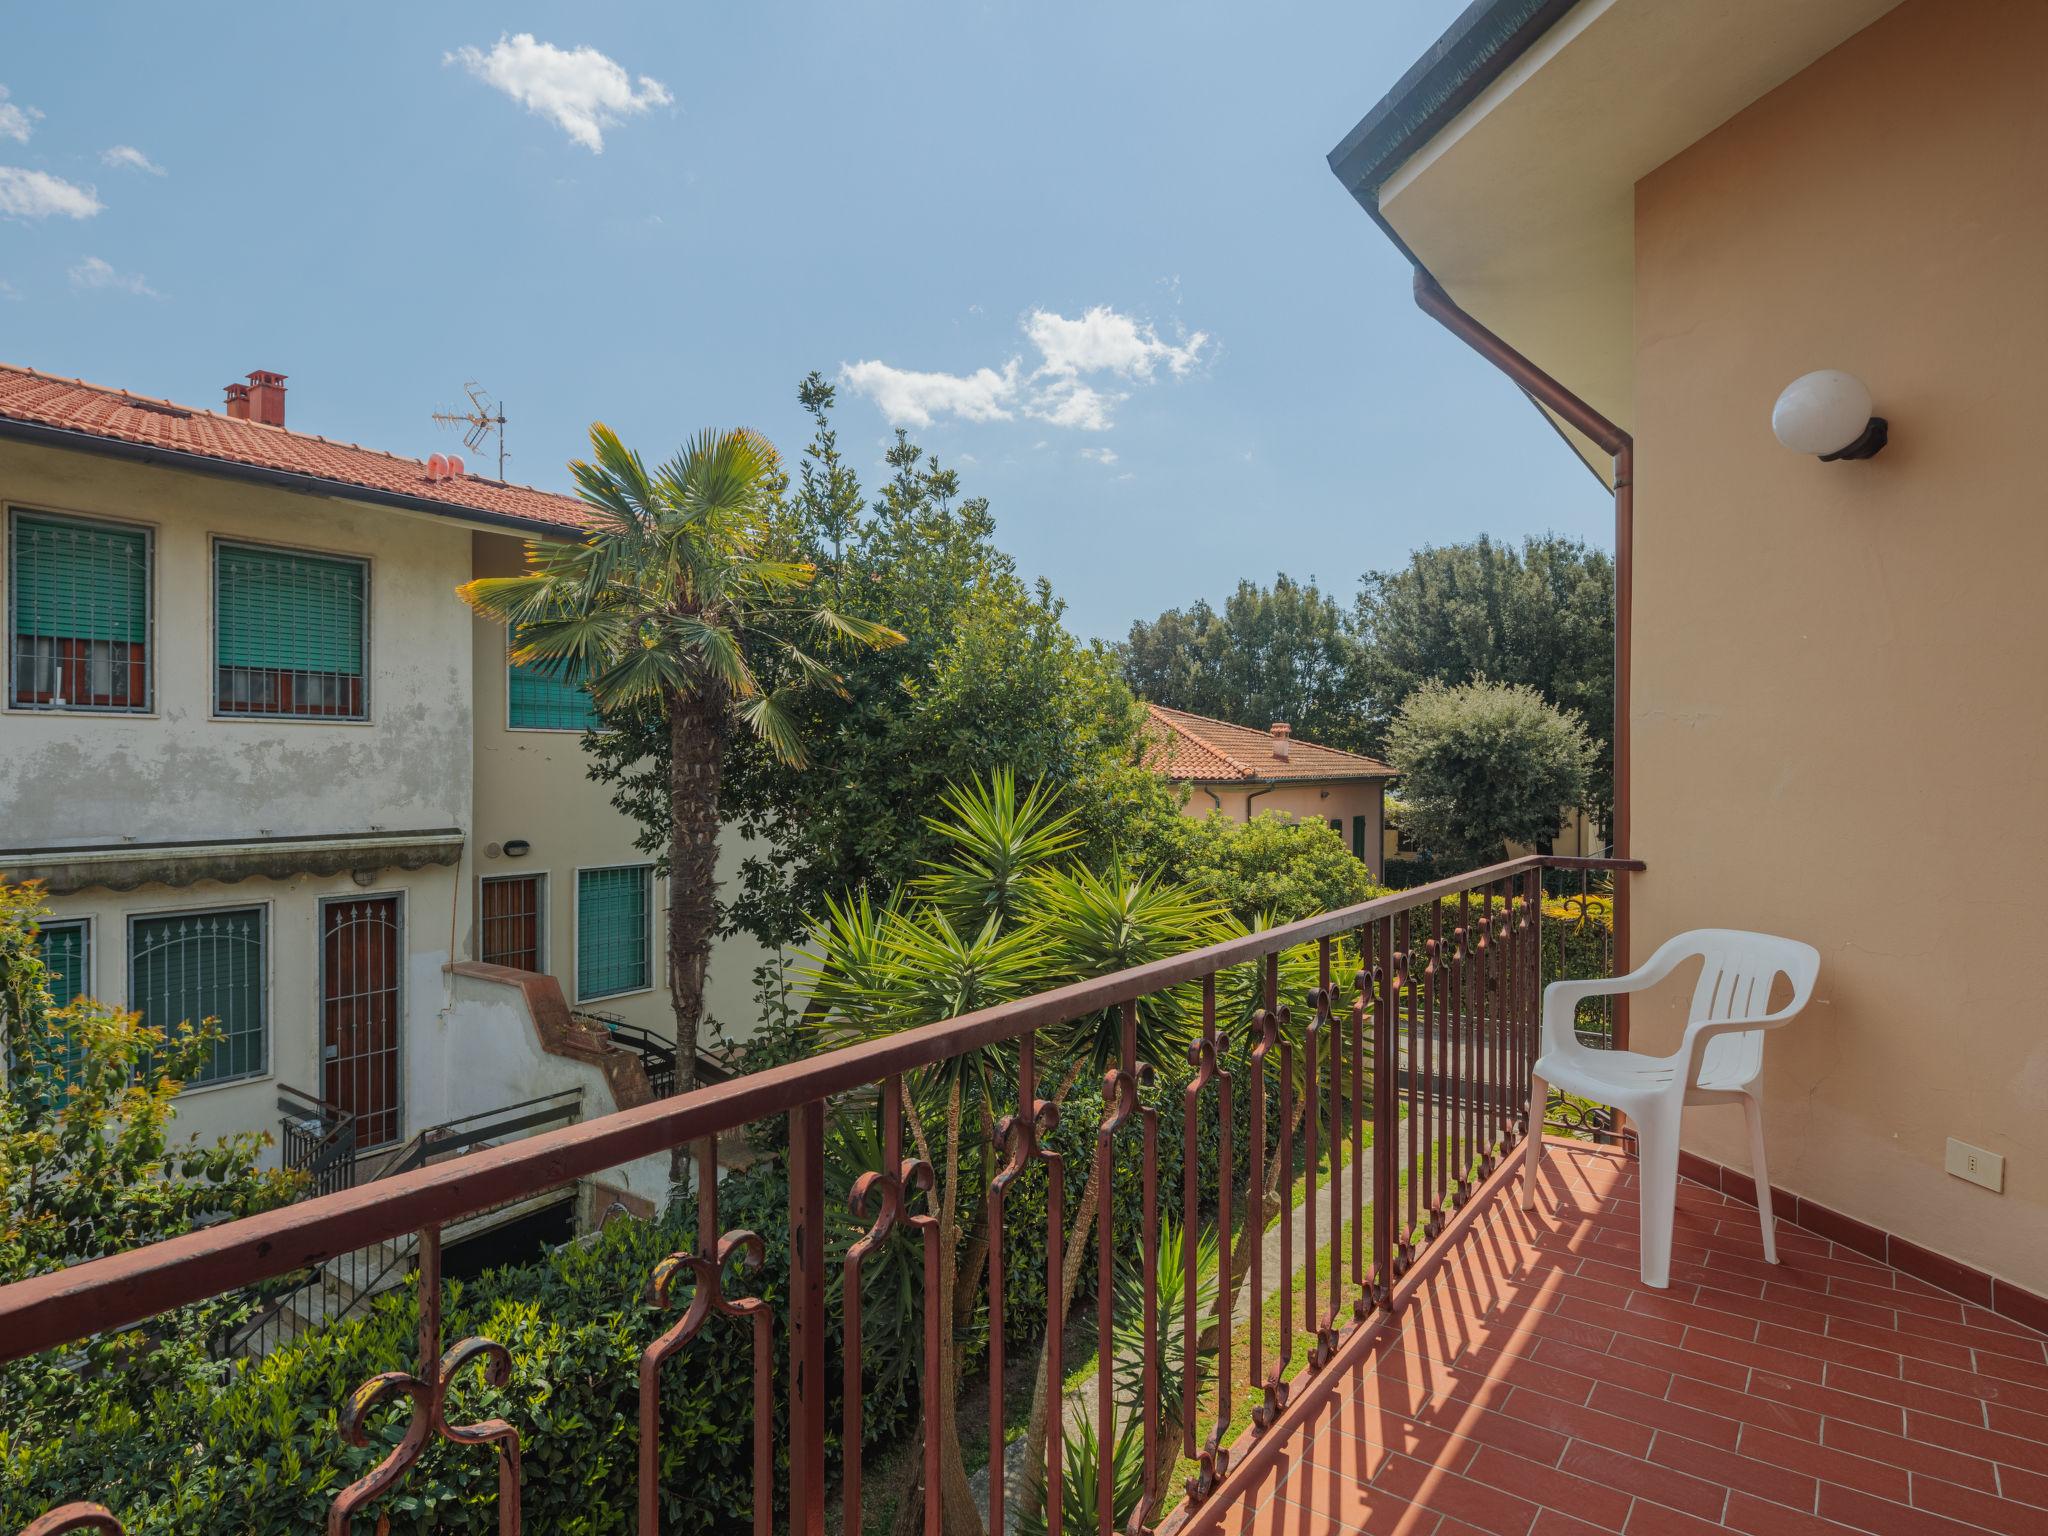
0, 853, 1639, 1362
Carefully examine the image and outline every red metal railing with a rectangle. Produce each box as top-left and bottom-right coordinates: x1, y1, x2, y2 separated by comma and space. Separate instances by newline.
2, 854, 1638, 1536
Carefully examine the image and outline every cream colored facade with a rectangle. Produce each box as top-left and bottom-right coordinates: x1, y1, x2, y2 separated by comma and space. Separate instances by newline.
1363, 0, 2047, 1290
1627, 0, 2046, 1291
1183, 777, 1386, 880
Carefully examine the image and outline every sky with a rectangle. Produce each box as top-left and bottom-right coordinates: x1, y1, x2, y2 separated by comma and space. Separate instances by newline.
1, 4, 1604, 643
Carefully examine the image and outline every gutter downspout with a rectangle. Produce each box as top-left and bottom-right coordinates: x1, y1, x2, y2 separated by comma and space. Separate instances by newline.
1242, 782, 1277, 822
1409, 270, 1634, 1046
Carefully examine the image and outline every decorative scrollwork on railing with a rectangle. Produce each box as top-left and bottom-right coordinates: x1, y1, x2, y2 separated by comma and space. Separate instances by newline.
639, 1231, 773, 1536
329, 1370, 437, 1536
17, 1505, 126, 1536
437, 1338, 522, 1535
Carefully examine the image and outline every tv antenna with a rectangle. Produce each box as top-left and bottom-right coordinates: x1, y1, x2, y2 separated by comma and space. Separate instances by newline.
432, 382, 508, 480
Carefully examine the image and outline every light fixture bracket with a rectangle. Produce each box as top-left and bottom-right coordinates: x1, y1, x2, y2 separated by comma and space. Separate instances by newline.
1817, 416, 1888, 461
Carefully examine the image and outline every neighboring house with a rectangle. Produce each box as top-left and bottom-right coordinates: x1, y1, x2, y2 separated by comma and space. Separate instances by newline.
1140, 702, 1393, 877
1333, 0, 2045, 1295
0, 364, 764, 1188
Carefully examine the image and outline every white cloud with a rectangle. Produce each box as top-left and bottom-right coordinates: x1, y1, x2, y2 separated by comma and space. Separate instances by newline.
100, 145, 165, 176
447, 34, 671, 153
1080, 446, 1118, 465
0, 87, 42, 144
69, 255, 155, 297
841, 304, 1208, 435
1027, 378, 1121, 433
0, 276, 18, 300
1024, 306, 1207, 380
839, 358, 1020, 429
0, 166, 102, 219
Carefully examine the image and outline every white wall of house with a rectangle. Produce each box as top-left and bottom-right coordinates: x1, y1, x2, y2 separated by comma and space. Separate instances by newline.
0, 442, 476, 849
24, 864, 461, 1171
429, 966, 670, 1204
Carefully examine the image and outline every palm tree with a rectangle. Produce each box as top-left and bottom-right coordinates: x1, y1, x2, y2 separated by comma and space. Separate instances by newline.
459, 424, 901, 1098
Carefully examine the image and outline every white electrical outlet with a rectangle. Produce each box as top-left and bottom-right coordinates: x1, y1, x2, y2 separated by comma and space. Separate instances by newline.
1946, 1138, 2005, 1193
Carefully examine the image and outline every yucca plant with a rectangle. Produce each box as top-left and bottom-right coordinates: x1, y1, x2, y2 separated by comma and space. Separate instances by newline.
458, 424, 901, 1100
912, 769, 1081, 928
1015, 1414, 1145, 1536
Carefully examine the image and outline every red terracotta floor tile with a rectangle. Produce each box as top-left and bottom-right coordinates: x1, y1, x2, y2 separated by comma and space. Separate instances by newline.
1201, 1144, 2048, 1536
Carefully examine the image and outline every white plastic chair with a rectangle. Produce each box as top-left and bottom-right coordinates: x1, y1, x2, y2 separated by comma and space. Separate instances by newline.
1523, 929, 1820, 1289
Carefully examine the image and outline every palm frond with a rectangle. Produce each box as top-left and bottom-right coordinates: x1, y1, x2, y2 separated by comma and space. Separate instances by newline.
734, 690, 808, 769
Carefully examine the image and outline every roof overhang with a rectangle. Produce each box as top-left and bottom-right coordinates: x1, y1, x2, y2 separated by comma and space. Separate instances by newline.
0, 416, 577, 540
0, 828, 464, 895
1331, 0, 1903, 479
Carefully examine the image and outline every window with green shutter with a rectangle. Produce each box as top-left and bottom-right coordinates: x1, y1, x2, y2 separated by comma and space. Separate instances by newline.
32, 918, 90, 1086
8, 509, 151, 711
577, 866, 652, 1000
507, 629, 597, 731
129, 907, 267, 1086
215, 541, 367, 718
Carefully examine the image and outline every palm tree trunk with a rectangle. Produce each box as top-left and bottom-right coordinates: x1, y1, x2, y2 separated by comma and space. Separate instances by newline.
666, 689, 725, 1190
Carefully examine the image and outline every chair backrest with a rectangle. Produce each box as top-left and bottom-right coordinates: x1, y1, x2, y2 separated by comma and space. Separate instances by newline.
1683, 928, 1820, 1028
1674, 928, 1820, 1089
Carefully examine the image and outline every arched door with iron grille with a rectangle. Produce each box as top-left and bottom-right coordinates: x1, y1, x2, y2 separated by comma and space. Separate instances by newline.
320, 896, 402, 1149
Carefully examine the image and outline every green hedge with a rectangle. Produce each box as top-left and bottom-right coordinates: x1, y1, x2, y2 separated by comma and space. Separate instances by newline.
3, 1165, 908, 1536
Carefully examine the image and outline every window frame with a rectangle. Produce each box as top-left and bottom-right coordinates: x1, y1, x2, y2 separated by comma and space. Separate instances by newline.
4, 503, 157, 717
124, 900, 272, 1093
209, 534, 373, 724
572, 862, 655, 1004
478, 869, 550, 974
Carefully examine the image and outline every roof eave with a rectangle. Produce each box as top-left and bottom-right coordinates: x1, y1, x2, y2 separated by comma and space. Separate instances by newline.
1326, 0, 1581, 211
0, 416, 579, 540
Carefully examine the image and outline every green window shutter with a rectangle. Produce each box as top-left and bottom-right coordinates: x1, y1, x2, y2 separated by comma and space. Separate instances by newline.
130, 908, 267, 1086
508, 630, 597, 731
216, 544, 365, 675
34, 919, 90, 1086
1352, 815, 1367, 860
577, 867, 651, 1000
10, 514, 148, 643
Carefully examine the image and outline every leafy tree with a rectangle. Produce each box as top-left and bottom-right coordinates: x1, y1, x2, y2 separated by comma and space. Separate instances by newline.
1120, 574, 1372, 752
1, 878, 300, 1481
1354, 534, 1614, 818
1383, 680, 1596, 869
587, 376, 1177, 951
1139, 811, 1379, 925
458, 424, 900, 1094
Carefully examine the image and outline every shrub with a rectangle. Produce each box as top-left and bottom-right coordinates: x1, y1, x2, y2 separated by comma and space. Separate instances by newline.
1142, 811, 1380, 924
1384, 679, 1595, 870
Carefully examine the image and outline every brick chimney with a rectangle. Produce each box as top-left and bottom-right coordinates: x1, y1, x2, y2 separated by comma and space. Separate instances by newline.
1271, 722, 1292, 761
222, 382, 251, 420
245, 370, 287, 427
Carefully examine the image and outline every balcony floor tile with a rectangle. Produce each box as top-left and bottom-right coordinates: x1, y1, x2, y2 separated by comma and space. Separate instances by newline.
1201, 1142, 2048, 1536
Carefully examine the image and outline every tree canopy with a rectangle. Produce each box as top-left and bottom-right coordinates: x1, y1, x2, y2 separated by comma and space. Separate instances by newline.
1121, 536, 1615, 821
1383, 679, 1596, 868
1355, 534, 1614, 817
1119, 574, 1371, 752
587, 375, 1176, 949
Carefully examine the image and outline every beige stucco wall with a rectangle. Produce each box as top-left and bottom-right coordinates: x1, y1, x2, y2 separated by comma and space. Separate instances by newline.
468, 533, 771, 1044
1181, 777, 1385, 879
1631, 0, 2046, 1289
20, 866, 460, 1170
0, 441, 474, 848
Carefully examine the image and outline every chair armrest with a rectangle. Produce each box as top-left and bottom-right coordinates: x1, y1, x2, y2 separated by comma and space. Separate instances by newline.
1538, 939, 1697, 1056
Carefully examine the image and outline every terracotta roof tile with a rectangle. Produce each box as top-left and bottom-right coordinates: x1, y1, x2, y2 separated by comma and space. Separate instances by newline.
1141, 703, 1393, 783
0, 364, 592, 533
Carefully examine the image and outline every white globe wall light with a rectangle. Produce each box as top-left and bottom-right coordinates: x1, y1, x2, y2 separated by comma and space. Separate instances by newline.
1772, 369, 1888, 460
